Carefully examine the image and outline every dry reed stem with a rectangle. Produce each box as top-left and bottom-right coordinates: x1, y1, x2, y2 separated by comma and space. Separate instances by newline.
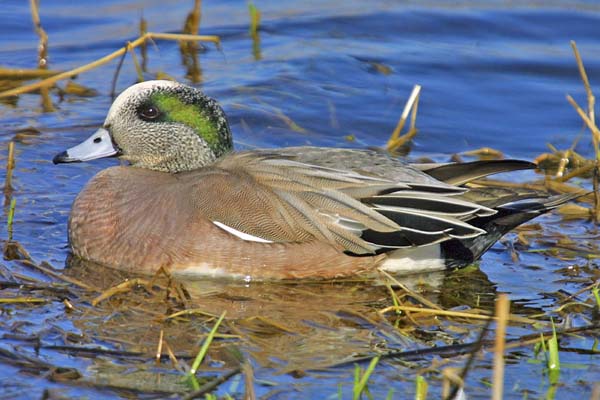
0, 297, 47, 304
556, 163, 595, 182
164, 307, 219, 320
378, 269, 442, 310
386, 85, 421, 151
244, 315, 297, 333
188, 0, 202, 36
30, 0, 52, 110
441, 373, 450, 399
29, 0, 48, 69
163, 339, 183, 371
126, 42, 144, 82
558, 281, 600, 304
441, 367, 463, 399
591, 383, 600, 400
463, 147, 504, 159
410, 90, 419, 131
378, 304, 539, 325
243, 360, 256, 400
155, 329, 164, 364
139, 16, 148, 72
22, 260, 95, 291
492, 294, 509, 400
63, 299, 74, 311
0, 32, 220, 99
565, 96, 600, 161
0, 68, 60, 79
557, 203, 594, 219
569, 41, 600, 222
40, 86, 55, 112
543, 179, 592, 199
566, 94, 600, 220
560, 136, 585, 179
555, 149, 571, 178
149, 32, 218, 43
91, 278, 150, 306
571, 41, 596, 137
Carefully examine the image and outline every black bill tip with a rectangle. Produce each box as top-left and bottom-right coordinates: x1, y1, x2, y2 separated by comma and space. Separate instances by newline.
53, 151, 79, 165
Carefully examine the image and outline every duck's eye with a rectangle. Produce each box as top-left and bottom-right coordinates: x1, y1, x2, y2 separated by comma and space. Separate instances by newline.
138, 104, 161, 121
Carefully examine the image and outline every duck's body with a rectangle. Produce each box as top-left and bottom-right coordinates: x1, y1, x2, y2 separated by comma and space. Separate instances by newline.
55, 80, 575, 280
70, 165, 387, 279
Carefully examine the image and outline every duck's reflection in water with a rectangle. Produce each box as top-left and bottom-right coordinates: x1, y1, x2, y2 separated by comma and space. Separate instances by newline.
64, 256, 510, 374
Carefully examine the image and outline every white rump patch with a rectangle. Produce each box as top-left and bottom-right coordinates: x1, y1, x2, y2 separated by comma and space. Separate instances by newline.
379, 245, 445, 273
212, 221, 274, 243
174, 263, 246, 280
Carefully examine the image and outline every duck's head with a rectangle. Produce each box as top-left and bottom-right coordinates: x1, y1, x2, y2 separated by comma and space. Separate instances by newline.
53, 80, 233, 173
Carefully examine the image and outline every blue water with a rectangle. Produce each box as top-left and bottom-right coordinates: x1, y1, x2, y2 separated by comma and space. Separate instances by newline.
0, 1, 598, 398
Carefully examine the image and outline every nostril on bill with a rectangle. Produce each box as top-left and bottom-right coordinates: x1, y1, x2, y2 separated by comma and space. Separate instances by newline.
93, 137, 102, 143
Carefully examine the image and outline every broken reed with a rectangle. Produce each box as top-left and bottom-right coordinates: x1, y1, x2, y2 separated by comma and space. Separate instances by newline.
386, 84, 421, 152
29, 0, 48, 69
562, 41, 600, 221
183, 0, 202, 36
29, 0, 56, 111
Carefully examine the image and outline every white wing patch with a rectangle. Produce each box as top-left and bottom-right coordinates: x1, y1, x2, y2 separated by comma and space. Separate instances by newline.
212, 221, 274, 243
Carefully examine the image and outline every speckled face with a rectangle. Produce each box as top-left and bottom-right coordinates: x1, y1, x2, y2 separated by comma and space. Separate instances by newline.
102, 80, 233, 172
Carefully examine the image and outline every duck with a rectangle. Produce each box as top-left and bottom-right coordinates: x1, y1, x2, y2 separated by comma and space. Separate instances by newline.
53, 80, 575, 280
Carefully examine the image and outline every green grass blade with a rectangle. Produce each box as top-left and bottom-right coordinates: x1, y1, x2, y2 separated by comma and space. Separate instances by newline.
189, 311, 227, 376
352, 356, 380, 400
592, 287, 600, 308
7, 197, 16, 241
386, 388, 395, 400
248, 3, 260, 36
547, 320, 560, 385
415, 375, 428, 400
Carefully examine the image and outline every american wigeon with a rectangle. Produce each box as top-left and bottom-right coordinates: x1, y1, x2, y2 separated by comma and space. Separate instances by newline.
54, 80, 575, 280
